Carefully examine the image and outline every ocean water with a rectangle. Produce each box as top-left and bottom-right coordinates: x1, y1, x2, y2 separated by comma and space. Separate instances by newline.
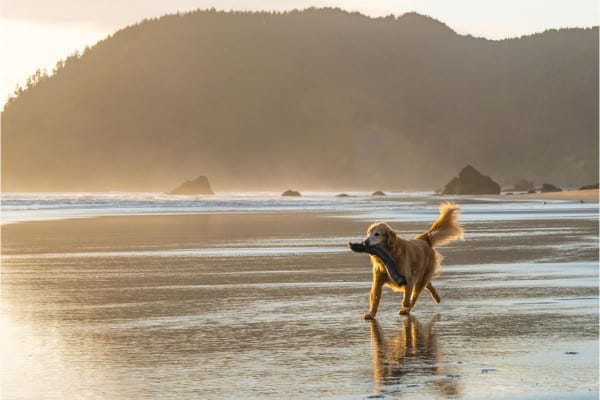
1, 191, 598, 224
0, 192, 404, 223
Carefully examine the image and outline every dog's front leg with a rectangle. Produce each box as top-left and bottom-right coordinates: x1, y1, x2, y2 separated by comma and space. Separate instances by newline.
399, 285, 413, 315
364, 272, 385, 320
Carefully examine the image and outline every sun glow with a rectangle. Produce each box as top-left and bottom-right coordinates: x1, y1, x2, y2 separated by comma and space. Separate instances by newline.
1, 19, 108, 105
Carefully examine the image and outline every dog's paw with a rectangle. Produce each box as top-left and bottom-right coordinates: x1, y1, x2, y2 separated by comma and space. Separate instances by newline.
363, 313, 375, 320
398, 308, 411, 315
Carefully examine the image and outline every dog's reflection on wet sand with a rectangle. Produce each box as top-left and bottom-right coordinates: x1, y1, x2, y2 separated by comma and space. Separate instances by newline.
369, 315, 461, 397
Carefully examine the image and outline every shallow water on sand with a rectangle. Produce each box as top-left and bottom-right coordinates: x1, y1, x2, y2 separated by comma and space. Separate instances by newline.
2, 257, 598, 399
2, 255, 598, 399
1, 199, 598, 399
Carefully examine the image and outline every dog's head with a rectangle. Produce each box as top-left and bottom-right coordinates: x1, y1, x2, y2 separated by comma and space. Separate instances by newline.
365, 222, 397, 249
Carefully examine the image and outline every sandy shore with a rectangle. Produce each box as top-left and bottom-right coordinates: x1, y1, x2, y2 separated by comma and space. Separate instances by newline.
496, 188, 599, 202
2, 208, 598, 399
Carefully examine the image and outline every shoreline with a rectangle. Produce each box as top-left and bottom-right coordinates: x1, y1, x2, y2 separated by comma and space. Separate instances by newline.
1, 189, 597, 226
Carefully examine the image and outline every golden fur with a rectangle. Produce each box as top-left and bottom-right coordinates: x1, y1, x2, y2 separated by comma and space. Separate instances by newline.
363, 202, 463, 319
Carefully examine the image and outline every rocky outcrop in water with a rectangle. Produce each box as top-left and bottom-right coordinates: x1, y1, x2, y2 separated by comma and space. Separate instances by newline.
282, 189, 301, 197
541, 183, 562, 193
442, 165, 500, 195
168, 176, 214, 195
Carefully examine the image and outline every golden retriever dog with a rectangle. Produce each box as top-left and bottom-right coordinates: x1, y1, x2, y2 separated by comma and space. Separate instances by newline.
362, 202, 463, 319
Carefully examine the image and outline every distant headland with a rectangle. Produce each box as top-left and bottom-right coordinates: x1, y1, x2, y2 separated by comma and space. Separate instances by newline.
1, 9, 597, 192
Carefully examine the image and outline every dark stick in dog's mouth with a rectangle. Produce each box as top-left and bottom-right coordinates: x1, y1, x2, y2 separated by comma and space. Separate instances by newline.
348, 242, 407, 286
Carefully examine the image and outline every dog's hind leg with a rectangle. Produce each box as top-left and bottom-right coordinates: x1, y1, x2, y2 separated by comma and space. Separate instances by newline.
425, 282, 441, 304
409, 281, 426, 309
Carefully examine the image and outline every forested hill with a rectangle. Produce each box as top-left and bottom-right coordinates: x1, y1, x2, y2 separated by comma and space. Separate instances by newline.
2, 9, 598, 192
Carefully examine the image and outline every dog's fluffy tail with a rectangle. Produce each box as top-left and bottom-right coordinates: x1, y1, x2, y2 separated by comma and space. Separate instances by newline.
416, 202, 464, 248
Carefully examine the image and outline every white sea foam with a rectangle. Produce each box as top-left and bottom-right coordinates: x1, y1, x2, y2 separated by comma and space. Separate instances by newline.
1, 191, 598, 224
0, 191, 400, 223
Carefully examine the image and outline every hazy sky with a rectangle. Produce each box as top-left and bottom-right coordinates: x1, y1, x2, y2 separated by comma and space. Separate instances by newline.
1, 0, 598, 105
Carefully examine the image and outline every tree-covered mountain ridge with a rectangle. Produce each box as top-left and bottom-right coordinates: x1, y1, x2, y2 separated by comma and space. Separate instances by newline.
2, 8, 598, 191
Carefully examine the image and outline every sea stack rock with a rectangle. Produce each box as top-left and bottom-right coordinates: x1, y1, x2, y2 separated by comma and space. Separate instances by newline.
442, 165, 501, 195
168, 176, 214, 195
372, 190, 386, 196
541, 183, 562, 193
282, 189, 301, 197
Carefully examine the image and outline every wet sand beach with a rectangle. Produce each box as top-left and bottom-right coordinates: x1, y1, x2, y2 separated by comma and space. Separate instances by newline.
2, 201, 598, 399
